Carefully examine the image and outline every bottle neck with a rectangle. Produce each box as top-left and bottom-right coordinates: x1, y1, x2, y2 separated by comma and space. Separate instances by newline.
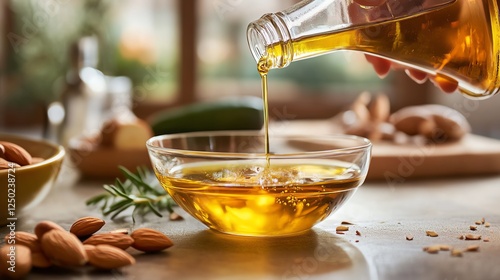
247, 0, 458, 70
247, 13, 293, 69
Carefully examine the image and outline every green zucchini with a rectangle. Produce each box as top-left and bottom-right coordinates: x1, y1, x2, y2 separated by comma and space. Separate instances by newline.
148, 96, 264, 135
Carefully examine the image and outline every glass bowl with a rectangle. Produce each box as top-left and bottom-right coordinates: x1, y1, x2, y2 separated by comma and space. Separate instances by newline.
146, 131, 371, 237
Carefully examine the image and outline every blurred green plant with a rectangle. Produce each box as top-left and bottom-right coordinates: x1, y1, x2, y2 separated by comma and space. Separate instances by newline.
4, 0, 111, 107
3, 0, 176, 108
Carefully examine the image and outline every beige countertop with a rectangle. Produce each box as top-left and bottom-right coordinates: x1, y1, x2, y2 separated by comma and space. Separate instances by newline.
2, 162, 500, 280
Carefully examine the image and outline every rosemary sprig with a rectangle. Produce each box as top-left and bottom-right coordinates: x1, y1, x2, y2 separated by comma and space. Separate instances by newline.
86, 166, 178, 223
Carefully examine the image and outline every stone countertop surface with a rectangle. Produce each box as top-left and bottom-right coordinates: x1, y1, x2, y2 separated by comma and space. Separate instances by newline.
1, 163, 500, 280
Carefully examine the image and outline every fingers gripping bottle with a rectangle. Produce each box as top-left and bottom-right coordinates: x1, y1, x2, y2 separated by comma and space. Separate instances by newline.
247, 0, 500, 99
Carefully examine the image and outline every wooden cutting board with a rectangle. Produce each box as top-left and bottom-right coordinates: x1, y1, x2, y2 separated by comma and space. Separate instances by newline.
368, 134, 500, 181
273, 120, 500, 181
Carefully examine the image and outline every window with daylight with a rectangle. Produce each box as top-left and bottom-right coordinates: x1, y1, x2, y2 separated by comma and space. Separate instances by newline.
1, 0, 434, 128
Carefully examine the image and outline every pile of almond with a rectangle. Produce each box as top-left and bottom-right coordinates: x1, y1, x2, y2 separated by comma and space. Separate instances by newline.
0, 141, 44, 169
0, 217, 173, 279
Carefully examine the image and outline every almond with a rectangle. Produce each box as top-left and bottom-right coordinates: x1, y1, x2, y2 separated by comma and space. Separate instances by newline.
83, 244, 96, 253
40, 230, 87, 267
0, 244, 32, 279
31, 251, 52, 268
3, 231, 51, 268
83, 233, 134, 250
34, 220, 65, 239
86, 244, 135, 270
4, 231, 41, 252
0, 143, 5, 158
131, 228, 173, 253
70, 217, 105, 238
0, 141, 32, 166
0, 158, 19, 169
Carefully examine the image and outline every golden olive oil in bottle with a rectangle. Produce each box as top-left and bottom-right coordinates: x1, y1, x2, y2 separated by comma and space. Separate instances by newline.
248, 0, 500, 98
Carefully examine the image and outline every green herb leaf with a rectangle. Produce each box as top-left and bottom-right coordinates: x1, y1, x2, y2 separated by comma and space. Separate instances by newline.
85, 166, 181, 222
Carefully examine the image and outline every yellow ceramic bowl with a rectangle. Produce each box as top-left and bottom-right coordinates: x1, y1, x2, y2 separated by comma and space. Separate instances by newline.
0, 134, 65, 226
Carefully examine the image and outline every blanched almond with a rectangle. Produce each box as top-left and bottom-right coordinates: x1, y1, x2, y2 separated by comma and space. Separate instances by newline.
336, 225, 349, 231
108, 228, 129, 235
426, 230, 438, 237
131, 228, 173, 253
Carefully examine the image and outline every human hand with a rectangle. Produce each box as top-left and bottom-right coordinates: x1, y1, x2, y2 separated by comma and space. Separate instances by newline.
351, 0, 459, 93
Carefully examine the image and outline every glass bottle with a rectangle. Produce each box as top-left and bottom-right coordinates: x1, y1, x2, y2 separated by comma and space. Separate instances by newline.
45, 36, 107, 145
247, 0, 500, 99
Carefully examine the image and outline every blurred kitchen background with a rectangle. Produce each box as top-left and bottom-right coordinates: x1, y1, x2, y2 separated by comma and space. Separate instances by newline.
1, 0, 500, 139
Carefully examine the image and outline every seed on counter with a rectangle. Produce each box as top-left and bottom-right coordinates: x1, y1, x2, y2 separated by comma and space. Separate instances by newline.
470, 225, 478, 231
483, 237, 490, 242
485, 222, 491, 228
451, 249, 463, 257
423, 245, 441, 254
169, 212, 184, 221
341, 221, 355, 225
406, 235, 414, 241
481, 217, 486, 224
336, 225, 349, 231
423, 244, 455, 255
465, 245, 480, 252
439, 245, 452, 251
108, 228, 129, 235
426, 230, 438, 237
355, 230, 361, 236
465, 234, 481, 240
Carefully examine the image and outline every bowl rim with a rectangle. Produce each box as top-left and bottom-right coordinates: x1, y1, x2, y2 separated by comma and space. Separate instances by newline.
0, 134, 66, 173
146, 130, 371, 159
